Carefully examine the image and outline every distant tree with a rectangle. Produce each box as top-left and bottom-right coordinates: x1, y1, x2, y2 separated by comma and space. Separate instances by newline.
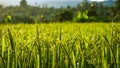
111, 0, 120, 22
20, 0, 28, 7
88, 2, 98, 16
87, 2, 103, 22
115, 0, 120, 12
67, 5, 71, 10
76, 0, 89, 11
0, 5, 3, 15
0, 4, 3, 9
82, 0, 90, 9
98, 2, 104, 15
58, 10, 73, 22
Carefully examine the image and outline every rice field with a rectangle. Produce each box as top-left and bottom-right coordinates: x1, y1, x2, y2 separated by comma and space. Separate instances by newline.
0, 23, 120, 68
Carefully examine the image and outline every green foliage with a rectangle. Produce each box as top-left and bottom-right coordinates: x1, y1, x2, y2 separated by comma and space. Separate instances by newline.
13, 15, 34, 23
5, 15, 12, 23
20, 0, 27, 7
73, 11, 88, 22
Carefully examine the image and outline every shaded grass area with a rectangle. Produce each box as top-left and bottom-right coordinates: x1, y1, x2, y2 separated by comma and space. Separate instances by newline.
0, 23, 120, 68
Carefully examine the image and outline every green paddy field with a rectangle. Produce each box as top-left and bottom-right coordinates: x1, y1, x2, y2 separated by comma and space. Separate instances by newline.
0, 23, 120, 68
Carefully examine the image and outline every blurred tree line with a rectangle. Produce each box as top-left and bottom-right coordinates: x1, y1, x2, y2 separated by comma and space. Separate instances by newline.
0, 0, 120, 23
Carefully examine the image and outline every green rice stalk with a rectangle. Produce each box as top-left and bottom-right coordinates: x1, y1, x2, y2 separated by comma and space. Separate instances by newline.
7, 28, 16, 68
103, 35, 117, 68
61, 42, 73, 68
46, 43, 49, 68
110, 24, 117, 68
81, 51, 84, 68
8, 28, 15, 51
72, 51, 76, 68
7, 48, 12, 68
0, 53, 6, 68
1, 32, 7, 68
116, 44, 119, 68
59, 26, 62, 68
36, 27, 42, 68
101, 44, 107, 68
52, 46, 55, 68
2, 34, 6, 58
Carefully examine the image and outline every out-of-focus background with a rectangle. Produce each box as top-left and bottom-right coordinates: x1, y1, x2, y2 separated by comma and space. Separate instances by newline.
0, 0, 119, 23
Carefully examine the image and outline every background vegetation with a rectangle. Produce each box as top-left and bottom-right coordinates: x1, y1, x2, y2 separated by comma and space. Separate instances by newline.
0, 0, 120, 23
